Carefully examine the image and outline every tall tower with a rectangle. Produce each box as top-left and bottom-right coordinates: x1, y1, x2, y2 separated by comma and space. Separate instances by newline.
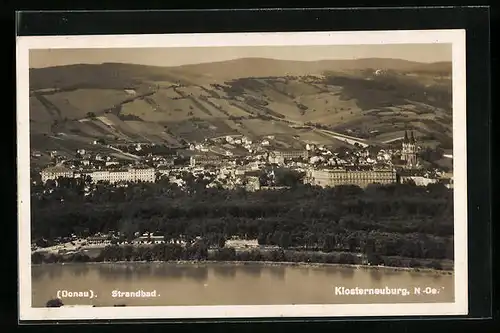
401, 130, 418, 168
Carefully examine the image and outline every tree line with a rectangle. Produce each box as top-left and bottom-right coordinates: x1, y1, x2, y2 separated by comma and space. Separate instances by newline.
32, 242, 447, 270
31, 178, 454, 262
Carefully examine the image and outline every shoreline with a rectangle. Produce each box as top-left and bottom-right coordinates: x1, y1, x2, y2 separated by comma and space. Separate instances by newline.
31, 259, 453, 275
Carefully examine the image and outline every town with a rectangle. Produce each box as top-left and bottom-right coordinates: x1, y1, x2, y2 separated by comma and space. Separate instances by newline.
35, 130, 452, 193
31, 129, 454, 271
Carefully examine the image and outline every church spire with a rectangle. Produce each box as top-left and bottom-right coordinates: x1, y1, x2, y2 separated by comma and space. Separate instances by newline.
410, 131, 415, 143
403, 130, 409, 143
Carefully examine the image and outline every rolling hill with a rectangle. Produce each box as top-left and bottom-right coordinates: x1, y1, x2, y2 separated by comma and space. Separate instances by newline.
166, 57, 439, 82
28, 57, 453, 156
29, 57, 451, 89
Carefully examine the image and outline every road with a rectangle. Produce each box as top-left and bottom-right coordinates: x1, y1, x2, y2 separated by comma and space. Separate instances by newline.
382, 136, 404, 144
209, 147, 231, 156
107, 146, 141, 160
316, 129, 369, 148
264, 113, 372, 148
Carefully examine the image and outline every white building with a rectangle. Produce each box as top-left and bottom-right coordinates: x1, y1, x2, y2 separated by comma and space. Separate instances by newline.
226, 239, 259, 249
77, 168, 156, 184
401, 176, 439, 187
91, 171, 110, 183
41, 165, 74, 183
306, 143, 317, 151
108, 171, 130, 183
127, 168, 156, 183
305, 168, 397, 188
242, 137, 252, 145
268, 153, 285, 165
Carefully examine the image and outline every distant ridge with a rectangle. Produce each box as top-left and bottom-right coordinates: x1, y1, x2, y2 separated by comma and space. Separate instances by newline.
30, 57, 451, 73
409, 61, 452, 74
30, 57, 452, 89
168, 57, 425, 80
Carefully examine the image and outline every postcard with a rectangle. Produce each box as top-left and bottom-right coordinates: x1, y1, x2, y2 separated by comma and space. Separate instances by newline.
17, 29, 467, 321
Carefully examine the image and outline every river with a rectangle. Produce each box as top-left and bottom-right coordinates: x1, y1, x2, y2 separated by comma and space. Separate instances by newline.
31, 262, 454, 307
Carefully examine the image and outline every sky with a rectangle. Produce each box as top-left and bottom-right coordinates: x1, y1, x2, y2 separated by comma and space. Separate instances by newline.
29, 44, 452, 69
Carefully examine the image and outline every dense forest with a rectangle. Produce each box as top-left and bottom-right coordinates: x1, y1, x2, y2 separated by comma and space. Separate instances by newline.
31, 172, 454, 267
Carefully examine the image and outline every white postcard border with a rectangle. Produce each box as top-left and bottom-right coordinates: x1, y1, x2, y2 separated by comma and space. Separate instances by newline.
17, 29, 467, 321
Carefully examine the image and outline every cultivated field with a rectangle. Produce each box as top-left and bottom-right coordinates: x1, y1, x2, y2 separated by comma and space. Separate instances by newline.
29, 59, 453, 151
43, 89, 131, 118
30, 133, 118, 156
175, 86, 213, 98
240, 119, 295, 137
268, 78, 323, 97
29, 96, 55, 123
164, 119, 236, 142
208, 98, 252, 117
120, 99, 160, 122
295, 129, 348, 147
122, 121, 181, 145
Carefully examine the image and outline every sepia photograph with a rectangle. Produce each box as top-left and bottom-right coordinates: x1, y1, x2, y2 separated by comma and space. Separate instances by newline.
17, 30, 467, 321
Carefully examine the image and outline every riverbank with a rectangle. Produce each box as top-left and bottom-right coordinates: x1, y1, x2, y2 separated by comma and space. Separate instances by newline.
32, 259, 453, 275
32, 243, 453, 273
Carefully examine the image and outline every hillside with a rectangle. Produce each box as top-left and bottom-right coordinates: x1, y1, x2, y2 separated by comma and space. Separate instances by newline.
167, 57, 434, 81
28, 58, 453, 157
30, 58, 450, 89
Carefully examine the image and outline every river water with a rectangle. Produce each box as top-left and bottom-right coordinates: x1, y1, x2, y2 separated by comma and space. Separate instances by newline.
31, 262, 454, 307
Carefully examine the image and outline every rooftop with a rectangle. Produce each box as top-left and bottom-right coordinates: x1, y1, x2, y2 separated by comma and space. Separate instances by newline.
41, 165, 73, 174
313, 167, 395, 173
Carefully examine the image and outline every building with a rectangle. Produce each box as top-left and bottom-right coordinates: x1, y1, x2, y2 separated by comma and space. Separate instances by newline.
86, 235, 112, 245
41, 164, 156, 184
305, 143, 317, 151
440, 172, 454, 189
225, 238, 259, 249
40, 165, 74, 183
160, 158, 175, 167
268, 152, 285, 164
133, 234, 165, 244
305, 168, 397, 188
261, 186, 291, 190
401, 130, 418, 168
108, 171, 130, 183
273, 150, 309, 160
400, 176, 438, 186
245, 176, 261, 191
85, 171, 105, 183
242, 137, 252, 145
268, 150, 309, 164
190, 154, 227, 167
128, 168, 156, 182
75, 168, 156, 184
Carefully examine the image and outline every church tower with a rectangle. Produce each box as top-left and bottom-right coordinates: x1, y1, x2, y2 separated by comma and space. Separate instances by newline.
401, 130, 418, 168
